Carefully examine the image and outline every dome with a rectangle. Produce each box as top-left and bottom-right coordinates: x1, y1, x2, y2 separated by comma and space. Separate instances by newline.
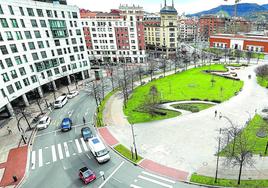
160, 6, 177, 14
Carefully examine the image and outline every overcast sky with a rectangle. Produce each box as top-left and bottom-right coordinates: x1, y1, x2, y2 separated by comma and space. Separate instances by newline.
67, 0, 268, 14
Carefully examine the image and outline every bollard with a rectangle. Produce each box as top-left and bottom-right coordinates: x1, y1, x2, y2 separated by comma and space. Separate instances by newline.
13, 175, 18, 182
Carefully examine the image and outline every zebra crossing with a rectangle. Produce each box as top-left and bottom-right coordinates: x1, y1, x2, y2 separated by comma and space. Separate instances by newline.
130, 171, 176, 188
30, 138, 91, 170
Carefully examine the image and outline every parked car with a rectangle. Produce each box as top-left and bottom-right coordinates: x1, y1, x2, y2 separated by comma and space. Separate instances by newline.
60, 118, 72, 131
67, 91, 79, 99
37, 116, 51, 130
54, 95, 68, 109
78, 167, 96, 184
81, 127, 93, 141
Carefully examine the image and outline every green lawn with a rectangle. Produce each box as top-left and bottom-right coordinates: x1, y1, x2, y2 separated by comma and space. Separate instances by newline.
125, 64, 244, 124
172, 103, 214, 113
221, 115, 268, 156
257, 76, 268, 88
191, 173, 268, 187
114, 144, 143, 163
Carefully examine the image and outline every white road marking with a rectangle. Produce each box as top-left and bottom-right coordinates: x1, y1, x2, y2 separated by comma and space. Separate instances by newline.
138, 175, 173, 188
38, 149, 43, 167
46, 162, 50, 165
134, 179, 138, 182
63, 142, 70, 158
141, 171, 175, 184
98, 161, 125, 188
51, 145, 57, 162
86, 154, 91, 160
73, 153, 76, 156
80, 138, 88, 152
75, 139, 82, 153
68, 140, 73, 143
45, 146, 49, 149
31, 151, 36, 170
57, 144, 64, 160
130, 184, 142, 188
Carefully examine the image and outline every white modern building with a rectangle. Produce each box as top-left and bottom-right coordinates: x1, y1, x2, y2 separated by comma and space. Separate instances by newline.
0, 0, 91, 116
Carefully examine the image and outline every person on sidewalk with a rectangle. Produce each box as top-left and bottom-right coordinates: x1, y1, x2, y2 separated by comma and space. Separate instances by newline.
214, 110, 217, 118
83, 117, 86, 125
7, 126, 12, 135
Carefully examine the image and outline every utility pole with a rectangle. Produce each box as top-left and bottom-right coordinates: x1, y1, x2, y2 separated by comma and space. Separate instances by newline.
131, 124, 138, 160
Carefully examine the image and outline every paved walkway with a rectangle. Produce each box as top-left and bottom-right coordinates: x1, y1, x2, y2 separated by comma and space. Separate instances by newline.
102, 62, 268, 181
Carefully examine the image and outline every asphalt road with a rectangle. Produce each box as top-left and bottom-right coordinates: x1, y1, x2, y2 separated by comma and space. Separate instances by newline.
21, 78, 200, 188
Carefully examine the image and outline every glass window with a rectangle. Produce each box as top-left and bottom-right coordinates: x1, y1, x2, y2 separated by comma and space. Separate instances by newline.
0, 60, 4, 69
76, 29, 81, 35
8, 5, 14, 15
32, 53, 39, 60
37, 9, 43, 17
27, 8, 34, 16
15, 81, 22, 90
41, 51, 47, 58
40, 20, 46, 27
10, 70, 18, 79
0, 46, 8, 55
23, 78, 30, 86
20, 19, 25, 27
5, 31, 13, 40
5, 58, 13, 67
7, 85, 14, 94
19, 7, 24, 16
28, 42, 35, 50
61, 11, 65, 18
0, 5, 3, 14
31, 75, 37, 83
15, 56, 22, 65
23, 55, 28, 63
54, 10, 57, 18
72, 12, 78, 18
46, 41, 50, 47
46, 10, 53, 17
22, 43, 27, 51
10, 19, 18, 28
24, 31, 32, 39
37, 41, 44, 48
19, 67, 26, 76
34, 31, 41, 38
10, 44, 18, 53
2, 73, 9, 82
31, 19, 38, 27
15, 31, 23, 40
0, 18, 8, 28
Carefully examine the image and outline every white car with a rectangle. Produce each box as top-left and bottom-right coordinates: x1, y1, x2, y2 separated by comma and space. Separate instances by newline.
37, 116, 51, 130
67, 91, 79, 99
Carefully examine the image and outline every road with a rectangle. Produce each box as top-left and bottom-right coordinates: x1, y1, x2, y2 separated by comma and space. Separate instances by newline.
21, 81, 200, 188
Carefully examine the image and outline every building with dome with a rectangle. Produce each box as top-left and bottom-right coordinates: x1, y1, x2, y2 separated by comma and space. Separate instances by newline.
144, 0, 178, 58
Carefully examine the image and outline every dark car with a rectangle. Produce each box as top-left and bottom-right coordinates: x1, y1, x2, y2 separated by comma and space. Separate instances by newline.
61, 118, 72, 131
79, 167, 96, 184
81, 127, 93, 141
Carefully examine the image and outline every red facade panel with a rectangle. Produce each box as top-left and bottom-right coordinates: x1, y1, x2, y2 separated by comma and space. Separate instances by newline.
209, 38, 231, 48
243, 40, 268, 53
115, 27, 130, 50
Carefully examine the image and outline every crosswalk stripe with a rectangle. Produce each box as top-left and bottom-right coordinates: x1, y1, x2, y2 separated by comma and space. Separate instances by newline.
63, 142, 70, 158
141, 171, 175, 184
38, 149, 43, 167
57, 144, 64, 160
31, 151, 36, 170
75, 139, 82, 153
80, 138, 88, 152
138, 175, 173, 188
130, 184, 142, 188
51, 145, 57, 162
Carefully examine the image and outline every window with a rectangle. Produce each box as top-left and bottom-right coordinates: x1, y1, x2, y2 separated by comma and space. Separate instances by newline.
76, 29, 81, 35
37, 9, 43, 17
19, 67, 26, 76
2, 73, 9, 82
65, 39, 69, 45
71, 38, 77, 44
15, 81, 22, 90
28, 42, 35, 50
34, 31, 41, 38
46, 10, 53, 17
8, 5, 14, 15
40, 20, 46, 27
22, 43, 27, 51
24, 31, 32, 39
20, 19, 25, 27
19, 7, 24, 16
0, 18, 8, 28
32, 53, 39, 60
0, 60, 4, 69
47, 70, 53, 77
54, 10, 57, 18
59, 57, 65, 64
10, 44, 18, 53
37, 41, 44, 48
54, 40, 60, 46
5, 31, 13, 40
11, 19, 18, 28
31, 75, 37, 83
27, 8, 35, 16
70, 55, 75, 61
5, 58, 13, 67
54, 68, 60, 74
41, 51, 47, 58
15, 56, 22, 65
7, 85, 15, 94
0, 5, 3, 14
61, 11, 65, 18
46, 41, 50, 47
72, 12, 78, 18
23, 78, 30, 86
0, 32, 2, 41
15, 31, 23, 40
0, 45, 8, 55
31, 19, 38, 27
10, 70, 18, 79
57, 49, 62, 55
23, 55, 28, 63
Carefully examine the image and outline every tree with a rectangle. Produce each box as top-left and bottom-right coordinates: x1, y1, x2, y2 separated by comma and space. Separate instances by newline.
143, 85, 161, 117
255, 64, 268, 80
246, 50, 252, 65
160, 57, 167, 77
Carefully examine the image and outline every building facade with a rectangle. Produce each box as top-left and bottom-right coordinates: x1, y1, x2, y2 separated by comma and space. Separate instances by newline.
0, 0, 91, 115
210, 33, 268, 54
80, 4, 146, 64
178, 16, 198, 42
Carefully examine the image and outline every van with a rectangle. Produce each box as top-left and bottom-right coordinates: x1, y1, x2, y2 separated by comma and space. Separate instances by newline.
88, 137, 110, 163
54, 95, 68, 108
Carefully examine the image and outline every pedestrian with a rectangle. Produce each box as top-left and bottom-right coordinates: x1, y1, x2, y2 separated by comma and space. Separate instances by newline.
83, 117, 86, 125
7, 126, 12, 135
215, 110, 217, 118
219, 112, 222, 119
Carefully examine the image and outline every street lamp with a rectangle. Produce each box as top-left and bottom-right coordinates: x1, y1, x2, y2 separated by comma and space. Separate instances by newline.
131, 123, 138, 160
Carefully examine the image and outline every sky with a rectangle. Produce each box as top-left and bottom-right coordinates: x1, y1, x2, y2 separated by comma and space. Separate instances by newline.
67, 0, 268, 14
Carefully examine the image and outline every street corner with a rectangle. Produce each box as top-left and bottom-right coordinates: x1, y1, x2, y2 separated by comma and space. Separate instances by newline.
0, 146, 28, 187
139, 159, 189, 182
98, 127, 119, 146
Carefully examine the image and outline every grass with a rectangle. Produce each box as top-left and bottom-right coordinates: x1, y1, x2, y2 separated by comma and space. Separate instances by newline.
125, 64, 244, 124
172, 103, 214, 113
96, 89, 118, 127
257, 76, 268, 88
114, 144, 143, 163
221, 114, 268, 156
191, 173, 268, 187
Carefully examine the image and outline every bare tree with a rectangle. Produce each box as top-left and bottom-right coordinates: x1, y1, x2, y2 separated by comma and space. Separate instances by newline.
160, 57, 167, 77
255, 64, 268, 80
147, 59, 156, 81
143, 85, 161, 117
246, 50, 252, 65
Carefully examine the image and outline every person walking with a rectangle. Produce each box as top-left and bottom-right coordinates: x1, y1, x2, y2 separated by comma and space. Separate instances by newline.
7, 126, 12, 135
215, 110, 217, 118
83, 117, 86, 125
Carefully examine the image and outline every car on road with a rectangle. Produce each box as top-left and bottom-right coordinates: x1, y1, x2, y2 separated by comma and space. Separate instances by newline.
81, 127, 93, 141
79, 167, 96, 184
88, 136, 110, 163
37, 116, 51, 130
54, 95, 68, 108
60, 118, 72, 131
67, 91, 79, 99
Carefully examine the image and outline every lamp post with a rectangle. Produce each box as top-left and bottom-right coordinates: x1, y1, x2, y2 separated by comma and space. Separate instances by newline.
130, 123, 138, 160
